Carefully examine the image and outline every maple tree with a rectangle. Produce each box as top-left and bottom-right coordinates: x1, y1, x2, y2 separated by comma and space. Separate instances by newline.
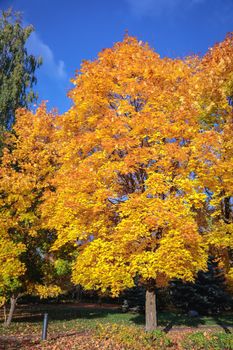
194, 33, 233, 293
1, 33, 232, 331
0, 104, 68, 326
41, 36, 214, 330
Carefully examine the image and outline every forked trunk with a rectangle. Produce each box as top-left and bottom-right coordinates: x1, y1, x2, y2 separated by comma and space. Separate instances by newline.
145, 286, 157, 331
4, 295, 17, 327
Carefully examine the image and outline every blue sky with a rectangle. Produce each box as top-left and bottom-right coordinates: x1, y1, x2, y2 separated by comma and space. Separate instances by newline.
1, 0, 233, 113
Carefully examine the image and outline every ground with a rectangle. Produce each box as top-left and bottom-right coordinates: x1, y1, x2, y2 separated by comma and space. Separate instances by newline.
0, 303, 232, 349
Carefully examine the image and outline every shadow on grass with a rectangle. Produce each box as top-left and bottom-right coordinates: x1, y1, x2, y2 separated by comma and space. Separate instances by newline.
130, 311, 233, 332
213, 316, 232, 334
6, 306, 123, 324
1, 304, 233, 331
130, 311, 207, 330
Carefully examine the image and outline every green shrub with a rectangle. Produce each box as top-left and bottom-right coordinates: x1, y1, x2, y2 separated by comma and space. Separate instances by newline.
182, 331, 233, 350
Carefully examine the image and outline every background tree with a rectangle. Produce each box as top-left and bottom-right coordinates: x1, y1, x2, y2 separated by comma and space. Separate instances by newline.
42, 36, 213, 331
0, 229, 26, 324
192, 33, 233, 293
0, 105, 70, 326
0, 8, 42, 132
170, 257, 232, 315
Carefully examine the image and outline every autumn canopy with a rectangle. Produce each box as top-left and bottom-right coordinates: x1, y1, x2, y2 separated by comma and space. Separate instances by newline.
0, 34, 233, 330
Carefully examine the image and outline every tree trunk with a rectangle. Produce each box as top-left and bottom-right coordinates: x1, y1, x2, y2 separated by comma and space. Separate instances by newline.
3, 304, 7, 324
145, 287, 157, 331
4, 295, 17, 327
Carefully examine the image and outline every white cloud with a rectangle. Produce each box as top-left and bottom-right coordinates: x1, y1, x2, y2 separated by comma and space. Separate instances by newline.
26, 31, 67, 80
126, 0, 205, 17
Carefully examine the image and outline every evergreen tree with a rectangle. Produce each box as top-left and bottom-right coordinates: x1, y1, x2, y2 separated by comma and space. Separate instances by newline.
170, 257, 232, 315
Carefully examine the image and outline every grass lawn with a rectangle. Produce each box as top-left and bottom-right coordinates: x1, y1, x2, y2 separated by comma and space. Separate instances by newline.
0, 304, 232, 349
0, 303, 232, 334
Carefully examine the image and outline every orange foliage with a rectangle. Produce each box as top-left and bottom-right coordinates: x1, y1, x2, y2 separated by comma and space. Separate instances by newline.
42, 36, 214, 296
1, 34, 233, 304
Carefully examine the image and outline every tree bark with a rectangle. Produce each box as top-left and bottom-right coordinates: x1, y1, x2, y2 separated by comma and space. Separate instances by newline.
145, 286, 157, 331
3, 304, 7, 324
4, 295, 18, 327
